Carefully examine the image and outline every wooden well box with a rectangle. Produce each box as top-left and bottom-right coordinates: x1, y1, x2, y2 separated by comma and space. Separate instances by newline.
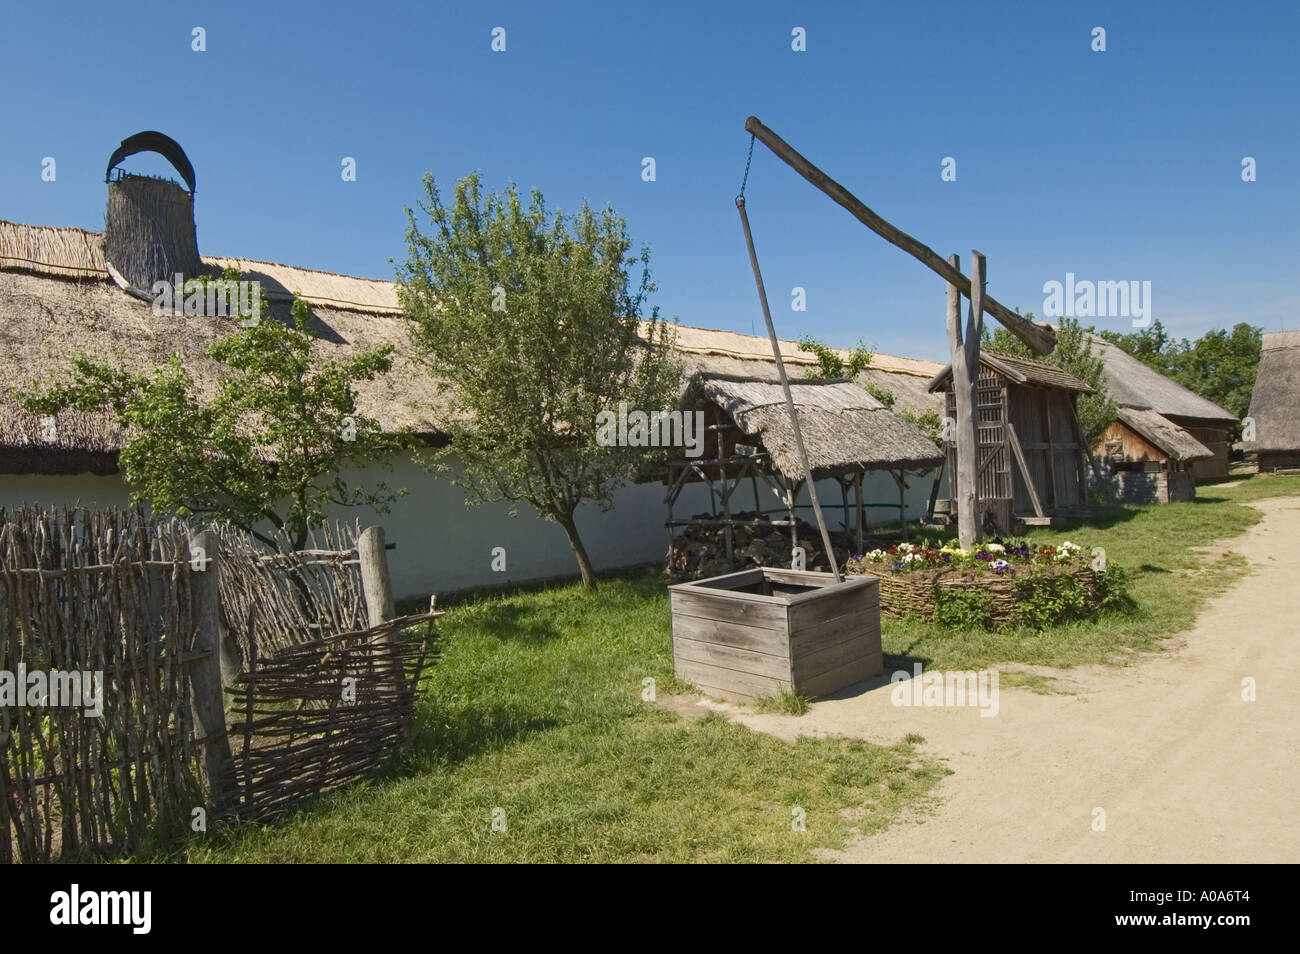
668, 568, 881, 704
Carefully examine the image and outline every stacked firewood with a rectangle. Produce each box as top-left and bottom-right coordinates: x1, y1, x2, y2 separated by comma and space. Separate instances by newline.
666, 511, 855, 580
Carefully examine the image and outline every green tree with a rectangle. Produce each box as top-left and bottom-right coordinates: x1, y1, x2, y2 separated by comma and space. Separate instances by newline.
21, 279, 408, 550
1167, 323, 1261, 422
985, 315, 1117, 445
397, 173, 682, 590
1100, 321, 1260, 423
797, 334, 873, 380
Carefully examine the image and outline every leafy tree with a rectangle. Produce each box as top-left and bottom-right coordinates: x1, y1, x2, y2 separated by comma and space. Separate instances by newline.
1098, 321, 1261, 423
798, 334, 873, 380
1095, 320, 1173, 370
1167, 323, 1261, 422
901, 408, 945, 448
21, 276, 408, 550
397, 173, 682, 590
985, 315, 1117, 445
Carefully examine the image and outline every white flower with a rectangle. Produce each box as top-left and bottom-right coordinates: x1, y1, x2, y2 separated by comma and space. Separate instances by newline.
985, 543, 1006, 553
991, 559, 1011, 572
865, 549, 886, 562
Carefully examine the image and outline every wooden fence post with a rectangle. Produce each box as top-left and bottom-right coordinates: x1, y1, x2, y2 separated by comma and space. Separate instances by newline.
188, 530, 237, 815
358, 526, 406, 695
358, 526, 395, 628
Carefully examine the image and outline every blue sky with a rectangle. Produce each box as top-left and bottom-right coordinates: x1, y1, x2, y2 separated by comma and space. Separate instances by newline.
3, 0, 1296, 362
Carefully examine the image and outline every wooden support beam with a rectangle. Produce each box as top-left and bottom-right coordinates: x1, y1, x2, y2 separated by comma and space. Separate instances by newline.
853, 471, 865, 553
1045, 403, 1059, 510
744, 116, 1055, 355
1006, 421, 1046, 518
947, 253, 979, 550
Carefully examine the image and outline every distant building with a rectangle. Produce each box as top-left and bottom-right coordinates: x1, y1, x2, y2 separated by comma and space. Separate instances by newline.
1246, 331, 1300, 472
1087, 332, 1237, 485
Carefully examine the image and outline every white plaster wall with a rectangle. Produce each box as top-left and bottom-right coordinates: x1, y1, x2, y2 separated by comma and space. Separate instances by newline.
0, 459, 942, 599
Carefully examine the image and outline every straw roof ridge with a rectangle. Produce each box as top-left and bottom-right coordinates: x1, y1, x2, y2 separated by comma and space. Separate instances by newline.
0, 220, 402, 316
1115, 407, 1213, 462
1072, 328, 1236, 424
1246, 331, 1300, 451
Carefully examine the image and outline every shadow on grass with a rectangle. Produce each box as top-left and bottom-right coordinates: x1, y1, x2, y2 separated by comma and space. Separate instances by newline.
460, 602, 563, 644
1055, 506, 1142, 532
402, 701, 561, 768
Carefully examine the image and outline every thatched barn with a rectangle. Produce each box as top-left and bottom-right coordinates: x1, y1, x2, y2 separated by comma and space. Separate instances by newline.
1245, 330, 1300, 471
1095, 407, 1210, 503
662, 372, 942, 563
928, 349, 1093, 531
1086, 331, 1237, 482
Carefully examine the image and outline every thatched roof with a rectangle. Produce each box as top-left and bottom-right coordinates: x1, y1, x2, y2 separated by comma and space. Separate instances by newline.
689, 374, 943, 479
927, 348, 1093, 394
1, 219, 944, 478
0, 223, 445, 473
0, 220, 403, 316
668, 322, 946, 417
1082, 330, 1236, 424
1246, 330, 1300, 452
1115, 407, 1213, 462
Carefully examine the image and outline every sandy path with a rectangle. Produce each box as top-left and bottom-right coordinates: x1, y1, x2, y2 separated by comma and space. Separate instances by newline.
710, 495, 1300, 862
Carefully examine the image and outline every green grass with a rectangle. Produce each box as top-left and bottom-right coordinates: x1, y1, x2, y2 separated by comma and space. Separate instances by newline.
177, 473, 1298, 863
184, 574, 945, 863
883, 473, 1300, 672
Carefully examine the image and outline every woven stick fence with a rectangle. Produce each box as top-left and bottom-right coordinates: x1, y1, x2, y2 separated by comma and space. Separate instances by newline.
0, 508, 205, 863
215, 524, 436, 819
851, 564, 1099, 623
1, 510, 438, 862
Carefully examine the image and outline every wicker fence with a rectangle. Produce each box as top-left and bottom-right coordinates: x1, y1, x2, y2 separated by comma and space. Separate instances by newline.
0, 509, 437, 863
865, 565, 1099, 623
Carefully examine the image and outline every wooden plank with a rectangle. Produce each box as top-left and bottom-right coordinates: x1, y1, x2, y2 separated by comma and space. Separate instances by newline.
673, 636, 791, 681
1044, 400, 1058, 510
686, 567, 766, 589
670, 612, 790, 654
753, 567, 840, 588
744, 116, 1055, 356
669, 589, 789, 630
790, 611, 880, 652
1006, 420, 1045, 518
674, 659, 792, 699
786, 577, 876, 630
792, 631, 880, 681
795, 652, 883, 698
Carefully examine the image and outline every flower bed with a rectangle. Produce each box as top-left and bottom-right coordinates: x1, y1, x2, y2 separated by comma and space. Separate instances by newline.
845, 540, 1123, 628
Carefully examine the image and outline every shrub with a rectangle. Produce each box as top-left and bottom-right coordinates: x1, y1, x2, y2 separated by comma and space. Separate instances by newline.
933, 585, 994, 629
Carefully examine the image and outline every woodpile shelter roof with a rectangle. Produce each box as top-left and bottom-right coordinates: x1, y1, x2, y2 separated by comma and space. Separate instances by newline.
667, 321, 946, 417
1115, 407, 1213, 462
927, 349, 1093, 394
690, 374, 944, 479
1246, 330, 1300, 453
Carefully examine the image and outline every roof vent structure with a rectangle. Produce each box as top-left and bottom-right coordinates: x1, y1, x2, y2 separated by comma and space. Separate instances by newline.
103, 131, 202, 293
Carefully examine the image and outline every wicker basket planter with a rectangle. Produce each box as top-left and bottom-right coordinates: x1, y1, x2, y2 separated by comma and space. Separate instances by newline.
855, 564, 1099, 624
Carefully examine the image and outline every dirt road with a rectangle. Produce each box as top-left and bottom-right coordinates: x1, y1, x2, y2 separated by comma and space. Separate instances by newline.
721, 496, 1300, 862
